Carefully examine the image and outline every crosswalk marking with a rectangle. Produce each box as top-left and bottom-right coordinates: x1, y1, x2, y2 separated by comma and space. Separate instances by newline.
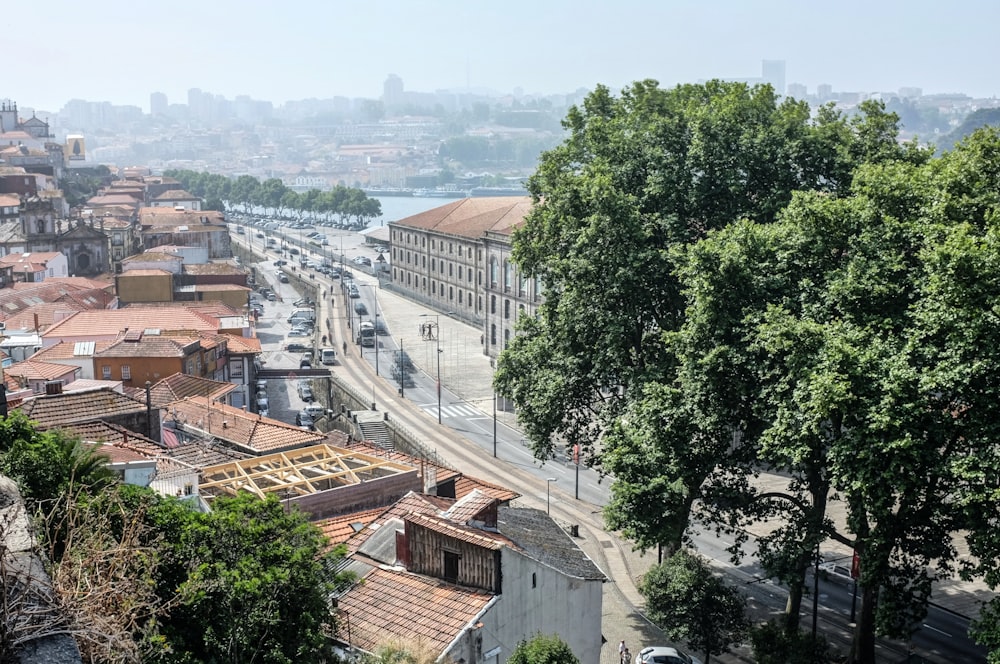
420, 403, 483, 419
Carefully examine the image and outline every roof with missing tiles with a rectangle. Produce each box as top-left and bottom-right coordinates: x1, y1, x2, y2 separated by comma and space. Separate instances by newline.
17, 387, 147, 429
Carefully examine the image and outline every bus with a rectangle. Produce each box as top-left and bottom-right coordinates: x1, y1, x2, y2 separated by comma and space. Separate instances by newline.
357, 321, 376, 348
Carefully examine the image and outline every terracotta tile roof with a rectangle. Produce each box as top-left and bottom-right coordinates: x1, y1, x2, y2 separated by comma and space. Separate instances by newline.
5, 359, 77, 381
184, 283, 251, 292
342, 440, 519, 502
120, 301, 242, 317
166, 439, 252, 468
389, 197, 531, 240
181, 263, 247, 275
94, 335, 200, 359
0, 252, 63, 266
43, 308, 222, 340
125, 252, 180, 263
0, 194, 20, 206
35, 277, 113, 291
139, 208, 225, 226
406, 512, 509, 551
121, 269, 172, 276
30, 340, 114, 361
441, 489, 499, 524
58, 421, 162, 456
335, 567, 494, 656
345, 491, 454, 554
165, 397, 324, 454
152, 189, 199, 201
316, 507, 386, 544
222, 334, 261, 354
17, 387, 147, 429
85, 442, 150, 464
2, 302, 85, 332
147, 372, 235, 407
86, 194, 142, 207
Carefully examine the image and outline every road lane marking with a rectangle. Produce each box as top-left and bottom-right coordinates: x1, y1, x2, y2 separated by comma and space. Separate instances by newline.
922, 624, 952, 637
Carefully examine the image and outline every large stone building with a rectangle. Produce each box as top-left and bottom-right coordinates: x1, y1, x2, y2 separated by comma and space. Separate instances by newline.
386, 197, 541, 359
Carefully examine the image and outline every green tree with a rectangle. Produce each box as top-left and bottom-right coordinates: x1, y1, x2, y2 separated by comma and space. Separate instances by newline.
749, 621, 832, 664
152, 492, 348, 664
639, 550, 749, 664
508, 634, 580, 664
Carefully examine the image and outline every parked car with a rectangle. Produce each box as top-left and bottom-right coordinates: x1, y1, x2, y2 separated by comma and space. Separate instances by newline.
303, 403, 325, 418
818, 561, 855, 586
255, 379, 267, 393
256, 394, 269, 410
295, 410, 315, 429
273, 260, 287, 266
348, 284, 360, 298
634, 647, 702, 664
258, 407, 269, 418
298, 383, 314, 401
300, 358, 313, 369
353, 302, 368, 316
266, 292, 277, 301
286, 343, 311, 353
279, 275, 289, 283
293, 298, 314, 307
374, 318, 388, 335
289, 247, 300, 255
288, 328, 311, 337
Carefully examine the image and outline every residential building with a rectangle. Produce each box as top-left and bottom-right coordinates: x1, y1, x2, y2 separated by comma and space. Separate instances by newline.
334, 491, 604, 664
40, 305, 248, 348
17, 385, 160, 443
0, 251, 68, 282
139, 208, 231, 258
28, 340, 114, 379
92, 330, 225, 387
149, 189, 202, 211
5, 358, 80, 393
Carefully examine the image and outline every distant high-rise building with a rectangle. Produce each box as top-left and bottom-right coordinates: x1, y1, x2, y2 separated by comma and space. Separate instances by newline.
383, 74, 404, 109
150, 91, 168, 116
761, 60, 786, 96
786, 83, 808, 100
817, 83, 833, 102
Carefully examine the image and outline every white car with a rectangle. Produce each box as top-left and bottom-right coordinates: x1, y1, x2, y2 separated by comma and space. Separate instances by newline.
635, 646, 702, 664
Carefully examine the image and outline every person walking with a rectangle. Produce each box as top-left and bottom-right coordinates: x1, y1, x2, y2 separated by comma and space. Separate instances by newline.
619, 641, 627, 664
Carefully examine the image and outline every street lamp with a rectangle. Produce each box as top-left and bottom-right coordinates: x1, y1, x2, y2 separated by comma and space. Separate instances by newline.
374, 313, 381, 376
490, 358, 497, 458
546, 478, 558, 515
419, 313, 445, 424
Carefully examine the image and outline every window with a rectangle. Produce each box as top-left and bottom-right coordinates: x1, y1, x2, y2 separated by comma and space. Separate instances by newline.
458, 290, 463, 304
443, 551, 460, 582
102, 365, 111, 379
121, 365, 131, 380
229, 359, 244, 378
431, 258, 436, 271
532, 572, 537, 589
490, 324, 497, 345
490, 258, 498, 287
504, 329, 511, 349
448, 263, 453, 277
503, 260, 512, 292
422, 256, 426, 268
432, 281, 436, 295
519, 274, 527, 296
458, 246, 463, 257
504, 300, 511, 319
449, 286, 454, 300
491, 295, 496, 314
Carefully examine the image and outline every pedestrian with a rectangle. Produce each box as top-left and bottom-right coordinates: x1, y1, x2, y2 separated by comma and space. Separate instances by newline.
619, 641, 627, 664
342, 340, 347, 354
622, 647, 630, 664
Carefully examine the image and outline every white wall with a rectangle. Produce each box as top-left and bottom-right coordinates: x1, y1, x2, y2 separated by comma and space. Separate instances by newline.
473, 548, 603, 664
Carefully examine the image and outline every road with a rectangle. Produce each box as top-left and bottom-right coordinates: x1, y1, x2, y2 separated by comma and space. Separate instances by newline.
232, 221, 988, 664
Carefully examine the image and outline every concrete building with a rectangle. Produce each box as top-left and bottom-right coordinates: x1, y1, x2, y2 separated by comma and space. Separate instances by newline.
5, 358, 80, 394
92, 330, 226, 387
0, 251, 68, 282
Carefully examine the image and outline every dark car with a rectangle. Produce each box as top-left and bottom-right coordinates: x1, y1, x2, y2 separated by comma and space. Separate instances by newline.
295, 410, 315, 429
299, 358, 313, 369
394, 350, 415, 371
289, 247, 300, 255
353, 302, 368, 315
279, 275, 289, 283
286, 343, 311, 353
273, 260, 287, 266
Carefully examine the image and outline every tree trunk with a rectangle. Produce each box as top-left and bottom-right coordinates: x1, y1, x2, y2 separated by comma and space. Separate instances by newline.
849, 583, 877, 664
784, 551, 811, 632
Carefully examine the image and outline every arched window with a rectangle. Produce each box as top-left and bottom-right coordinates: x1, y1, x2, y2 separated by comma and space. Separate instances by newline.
490, 324, 497, 345
490, 258, 498, 287
504, 300, 510, 319
504, 329, 511, 348
503, 260, 512, 291
491, 295, 496, 314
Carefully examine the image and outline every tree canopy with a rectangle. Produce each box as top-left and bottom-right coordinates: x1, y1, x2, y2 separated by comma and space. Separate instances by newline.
508, 633, 580, 664
497, 78, 1000, 663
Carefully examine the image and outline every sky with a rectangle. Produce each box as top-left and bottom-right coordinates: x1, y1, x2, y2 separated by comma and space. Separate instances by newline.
3, 0, 997, 112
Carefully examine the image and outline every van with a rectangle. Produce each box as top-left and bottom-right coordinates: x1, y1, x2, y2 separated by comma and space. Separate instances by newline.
287, 308, 316, 324
320, 348, 337, 365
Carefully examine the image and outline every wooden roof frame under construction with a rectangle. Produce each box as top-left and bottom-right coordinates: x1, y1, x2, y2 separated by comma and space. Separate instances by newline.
198, 444, 416, 500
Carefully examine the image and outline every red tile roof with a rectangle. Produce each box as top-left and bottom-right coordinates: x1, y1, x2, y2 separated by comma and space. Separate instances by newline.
61, 420, 162, 456
147, 373, 235, 407
17, 387, 147, 429
335, 567, 494, 656
5, 359, 77, 381
316, 507, 386, 544
94, 335, 200, 359
166, 397, 324, 454
42, 308, 221, 340
30, 340, 114, 360
390, 197, 530, 240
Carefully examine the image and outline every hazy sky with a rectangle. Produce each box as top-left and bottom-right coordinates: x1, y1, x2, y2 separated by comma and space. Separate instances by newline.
4, 0, 997, 112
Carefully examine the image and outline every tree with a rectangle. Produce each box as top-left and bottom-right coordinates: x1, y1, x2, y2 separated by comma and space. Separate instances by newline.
508, 634, 580, 664
151, 492, 349, 664
496, 79, 904, 557
639, 550, 749, 664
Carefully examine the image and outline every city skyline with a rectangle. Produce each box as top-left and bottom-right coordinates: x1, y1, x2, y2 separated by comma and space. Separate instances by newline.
2, 0, 997, 113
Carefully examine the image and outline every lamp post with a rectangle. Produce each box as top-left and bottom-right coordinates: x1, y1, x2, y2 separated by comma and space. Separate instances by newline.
419, 313, 444, 424
374, 313, 381, 376
358, 314, 365, 357
490, 359, 497, 458
546, 478, 558, 515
